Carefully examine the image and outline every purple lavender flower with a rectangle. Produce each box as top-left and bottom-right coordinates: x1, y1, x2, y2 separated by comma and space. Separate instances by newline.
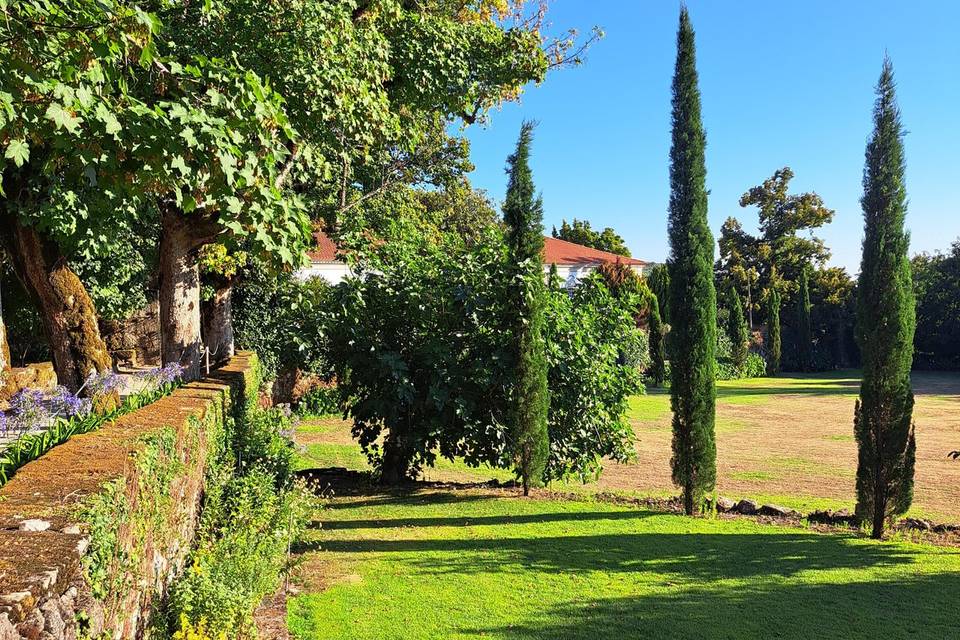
8, 388, 51, 434
83, 370, 123, 399
159, 362, 185, 384
0, 412, 9, 436
49, 386, 93, 418
134, 362, 185, 393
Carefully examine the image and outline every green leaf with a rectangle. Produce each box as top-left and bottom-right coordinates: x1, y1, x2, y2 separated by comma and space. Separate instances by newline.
4, 139, 29, 167
45, 103, 81, 133
95, 103, 122, 135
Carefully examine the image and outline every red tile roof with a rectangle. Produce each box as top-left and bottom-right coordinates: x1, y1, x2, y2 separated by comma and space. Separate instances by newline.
307, 230, 646, 267
307, 230, 339, 262
542, 236, 646, 267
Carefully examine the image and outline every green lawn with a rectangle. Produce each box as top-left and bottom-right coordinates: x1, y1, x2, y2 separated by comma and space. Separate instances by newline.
289, 490, 960, 640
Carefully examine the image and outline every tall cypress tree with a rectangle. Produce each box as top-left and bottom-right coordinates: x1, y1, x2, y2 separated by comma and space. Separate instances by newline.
854, 59, 916, 539
767, 286, 782, 376
649, 295, 667, 386
503, 121, 550, 496
727, 283, 749, 372
647, 264, 671, 326
667, 7, 716, 515
795, 267, 813, 372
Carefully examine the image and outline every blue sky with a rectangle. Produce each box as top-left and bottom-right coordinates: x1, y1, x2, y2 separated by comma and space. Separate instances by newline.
461, 1, 960, 273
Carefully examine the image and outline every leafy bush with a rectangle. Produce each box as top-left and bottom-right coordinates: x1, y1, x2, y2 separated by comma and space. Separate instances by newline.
329, 228, 644, 484
233, 268, 332, 379
543, 276, 642, 482
168, 404, 313, 638
295, 384, 340, 418
168, 470, 311, 636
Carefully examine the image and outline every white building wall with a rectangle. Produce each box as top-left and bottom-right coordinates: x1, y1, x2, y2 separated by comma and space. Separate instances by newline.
295, 262, 354, 286
543, 263, 646, 289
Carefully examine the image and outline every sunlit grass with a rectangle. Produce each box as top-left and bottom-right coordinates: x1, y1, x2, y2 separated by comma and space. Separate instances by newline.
289, 490, 960, 640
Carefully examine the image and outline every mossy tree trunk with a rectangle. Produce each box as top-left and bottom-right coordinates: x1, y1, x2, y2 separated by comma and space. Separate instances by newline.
0, 314, 9, 371
158, 206, 221, 381
0, 213, 113, 392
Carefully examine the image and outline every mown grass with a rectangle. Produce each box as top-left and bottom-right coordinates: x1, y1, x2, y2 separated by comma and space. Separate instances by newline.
288, 490, 960, 640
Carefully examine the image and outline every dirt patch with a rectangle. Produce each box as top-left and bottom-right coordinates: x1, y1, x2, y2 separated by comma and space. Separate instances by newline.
295, 373, 960, 522
254, 589, 290, 640
608, 374, 960, 521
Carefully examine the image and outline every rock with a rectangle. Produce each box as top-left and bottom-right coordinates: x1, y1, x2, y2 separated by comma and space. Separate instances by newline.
807, 509, 833, 523
0, 613, 19, 640
903, 518, 933, 532
39, 599, 65, 637
758, 504, 800, 518
15, 608, 44, 639
734, 499, 758, 515
715, 496, 736, 512
19, 519, 51, 532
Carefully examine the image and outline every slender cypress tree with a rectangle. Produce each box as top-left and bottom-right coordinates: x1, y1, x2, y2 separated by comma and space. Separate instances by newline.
667, 7, 717, 515
726, 283, 749, 372
854, 59, 916, 539
649, 295, 667, 386
795, 267, 813, 372
503, 121, 550, 496
647, 264, 671, 326
767, 286, 782, 376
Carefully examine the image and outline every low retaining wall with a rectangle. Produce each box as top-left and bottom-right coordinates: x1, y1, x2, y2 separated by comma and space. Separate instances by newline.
0, 352, 259, 640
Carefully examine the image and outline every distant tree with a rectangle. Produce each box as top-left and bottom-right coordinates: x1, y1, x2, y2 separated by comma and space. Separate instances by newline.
648, 295, 667, 386
810, 266, 857, 369
795, 267, 813, 371
718, 168, 835, 312
553, 218, 631, 257
726, 284, 749, 372
666, 7, 716, 516
912, 240, 960, 370
647, 263, 671, 326
767, 286, 782, 375
503, 122, 550, 496
854, 59, 917, 540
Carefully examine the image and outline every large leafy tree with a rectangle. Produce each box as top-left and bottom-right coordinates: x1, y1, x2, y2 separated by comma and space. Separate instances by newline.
503, 122, 549, 496
912, 241, 960, 370
666, 7, 716, 516
1, 1, 310, 383
718, 168, 834, 311
854, 59, 916, 539
0, 0, 155, 390
156, 0, 566, 375
552, 218, 631, 256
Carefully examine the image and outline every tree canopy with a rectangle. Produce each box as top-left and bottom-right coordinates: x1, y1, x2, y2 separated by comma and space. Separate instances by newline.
552, 218, 631, 256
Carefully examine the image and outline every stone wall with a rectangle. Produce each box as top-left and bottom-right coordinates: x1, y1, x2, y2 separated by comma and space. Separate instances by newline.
0, 352, 259, 640
100, 301, 162, 368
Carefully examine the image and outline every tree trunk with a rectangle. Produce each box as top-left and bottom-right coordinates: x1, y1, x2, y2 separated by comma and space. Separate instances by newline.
201, 279, 235, 364
0, 214, 113, 392
380, 434, 412, 485
158, 207, 220, 381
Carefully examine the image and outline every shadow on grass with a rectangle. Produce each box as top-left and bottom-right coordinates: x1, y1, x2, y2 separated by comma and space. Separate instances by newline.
307, 528, 933, 582
318, 509, 657, 531
318, 491, 502, 512
466, 572, 960, 639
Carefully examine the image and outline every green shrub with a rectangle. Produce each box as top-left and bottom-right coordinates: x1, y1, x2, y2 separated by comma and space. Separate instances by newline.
295, 385, 340, 418
168, 470, 312, 636
168, 404, 314, 638
233, 269, 332, 379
